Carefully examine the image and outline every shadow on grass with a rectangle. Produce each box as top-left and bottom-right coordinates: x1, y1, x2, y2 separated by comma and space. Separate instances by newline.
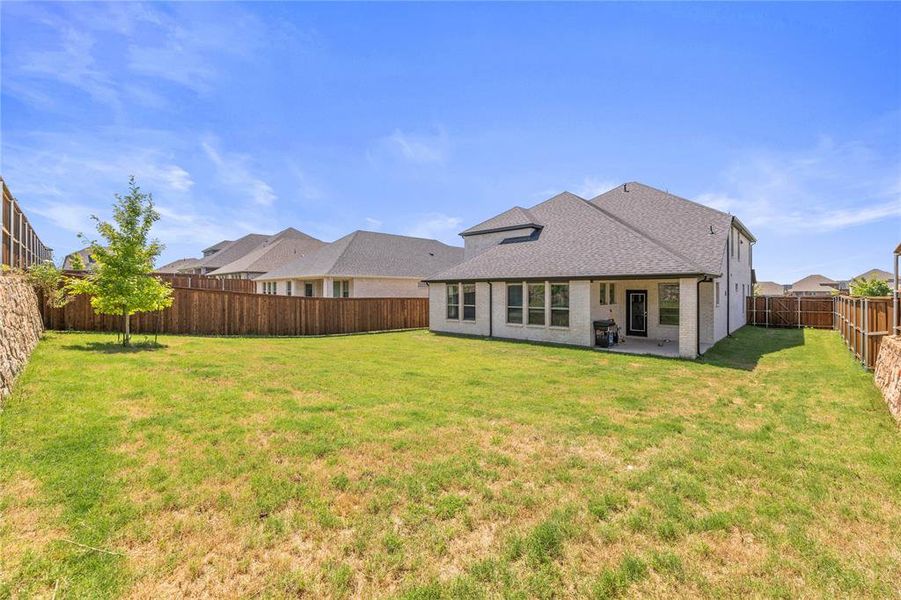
61, 340, 168, 354
700, 327, 805, 371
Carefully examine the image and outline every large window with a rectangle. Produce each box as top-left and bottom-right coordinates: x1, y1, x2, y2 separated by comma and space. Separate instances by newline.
462, 284, 476, 321
446, 284, 459, 319
599, 283, 607, 305
333, 280, 350, 298
528, 283, 545, 325
659, 283, 680, 326
550, 284, 569, 327
507, 284, 523, 324
286, 281, 292, 296
600, 282, 616, 305
304, 282, 314, 297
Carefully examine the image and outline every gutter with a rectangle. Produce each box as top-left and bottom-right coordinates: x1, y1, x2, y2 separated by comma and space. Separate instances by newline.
726, 235, 731, 337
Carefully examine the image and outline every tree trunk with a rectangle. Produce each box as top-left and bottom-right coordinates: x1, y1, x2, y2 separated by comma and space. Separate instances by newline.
123, 311, 131, 346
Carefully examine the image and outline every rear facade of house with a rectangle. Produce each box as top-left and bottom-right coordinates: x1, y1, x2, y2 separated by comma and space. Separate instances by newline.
426, 183, 755, 358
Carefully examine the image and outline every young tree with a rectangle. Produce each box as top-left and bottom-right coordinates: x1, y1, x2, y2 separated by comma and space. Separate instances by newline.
68, 177, 173, 345
849, 277, 892, 297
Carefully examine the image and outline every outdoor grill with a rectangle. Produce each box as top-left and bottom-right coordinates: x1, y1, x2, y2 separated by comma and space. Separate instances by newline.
593, 319, 619, 348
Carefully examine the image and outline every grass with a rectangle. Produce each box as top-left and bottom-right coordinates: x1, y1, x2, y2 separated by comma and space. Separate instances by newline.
1, 327, 899, 598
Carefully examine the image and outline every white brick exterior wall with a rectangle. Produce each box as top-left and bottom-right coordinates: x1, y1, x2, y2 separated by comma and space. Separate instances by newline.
678, 277, 699, 358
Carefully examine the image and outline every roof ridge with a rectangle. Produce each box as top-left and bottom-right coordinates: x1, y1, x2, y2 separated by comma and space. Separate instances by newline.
604, 181, 733, 220
323, 231, 359, 275
578, 197, 712, 275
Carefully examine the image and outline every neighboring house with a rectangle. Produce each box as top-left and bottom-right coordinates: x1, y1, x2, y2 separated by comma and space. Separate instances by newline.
207, 232, 325, 280
255, 230, 464, 298
177, 228, 316, 277
202, 240, 232, 258
788, 274, 837, 297
853, 268, 893, 283
426, 182, 756, 358
156, 257, 202, 274
755, 281, 787, 296
62, 247, 96, 271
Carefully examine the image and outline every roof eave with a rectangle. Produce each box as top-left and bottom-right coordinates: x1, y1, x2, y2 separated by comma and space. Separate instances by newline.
425, 271, 714, 284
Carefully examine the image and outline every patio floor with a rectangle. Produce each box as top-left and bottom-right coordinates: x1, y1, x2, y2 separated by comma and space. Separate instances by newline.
595, 337, 714, 358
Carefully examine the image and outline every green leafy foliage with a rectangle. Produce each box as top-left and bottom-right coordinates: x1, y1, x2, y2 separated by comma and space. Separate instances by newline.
66, 177, 172, 345
69, 252, 86, 271
849, 277, 892, 297
26, 261, 72, 309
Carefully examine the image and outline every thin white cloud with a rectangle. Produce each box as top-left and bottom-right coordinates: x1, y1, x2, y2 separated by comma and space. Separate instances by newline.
573, 177, 618, 199
364, 217, 383, 230
404, 213, 463, 243
201, 140, 276, 206
697, 136, 901, 233
374, 128, 449, 164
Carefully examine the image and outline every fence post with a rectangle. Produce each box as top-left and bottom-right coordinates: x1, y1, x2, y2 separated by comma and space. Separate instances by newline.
862, 297, 868, 368
765, 296, 769, 328
797, 296, 801, 328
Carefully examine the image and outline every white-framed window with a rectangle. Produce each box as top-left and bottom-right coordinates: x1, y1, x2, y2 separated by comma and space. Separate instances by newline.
599, 282, 608, 305
609, 283, 616, 304
462, 284, 476, 321
659, 283, 679, 326
527, 283, 546, 325
286, 281, 292, 296
715, 282, 721, 306
506, 283, 523, 324
304, 282, 314, 297
446, 284, 459, 320
550, 283, 569, 327
333, 280, 350, 298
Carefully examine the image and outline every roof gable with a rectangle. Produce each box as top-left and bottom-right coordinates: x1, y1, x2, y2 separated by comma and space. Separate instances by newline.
460, 206, 541, 236
429, 192, 705, 282
591, 182, 738, 275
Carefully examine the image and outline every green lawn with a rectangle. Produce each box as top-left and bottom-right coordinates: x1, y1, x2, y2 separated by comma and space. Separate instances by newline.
1, 327, 899, 598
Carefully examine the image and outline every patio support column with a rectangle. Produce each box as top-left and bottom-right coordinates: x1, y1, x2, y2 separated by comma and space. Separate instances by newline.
679, 277, 699, 358
323, 277, 334, 297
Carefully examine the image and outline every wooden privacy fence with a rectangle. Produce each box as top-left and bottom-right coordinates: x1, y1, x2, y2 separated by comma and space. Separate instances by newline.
746, 296, 835, 329
835, 296, 896, 370
41, 288, 429, 336
152, 272, 256, 293
63, 271, 257, 293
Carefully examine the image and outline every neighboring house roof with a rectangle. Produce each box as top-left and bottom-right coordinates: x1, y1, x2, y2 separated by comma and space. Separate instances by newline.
592, 182, 752, 276
755, 281, 786, 296
460, 207, 542, 236
256, 230, 464, 281
156, 257, 202, 273
202, 239, 232, 255
789, 274, 836, 294
193, 228, 315, 271
207, 236, 326, 277
62, 247, 96, 270
428, 185, 746, 283
853, 268, 893, 282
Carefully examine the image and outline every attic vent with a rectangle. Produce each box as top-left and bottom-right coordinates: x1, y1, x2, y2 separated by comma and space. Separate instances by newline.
709, 226, 715, 235
623, 183, 629, 192
428, 252, 434, 256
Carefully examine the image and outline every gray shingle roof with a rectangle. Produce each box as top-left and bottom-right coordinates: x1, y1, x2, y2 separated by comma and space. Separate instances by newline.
591, 182, 744, 276
255, 230, 464, 281
853, 268, 893, 282
428, 192, 710, 282
194, 227, 318, 270
789, 274, 836, 293
202, 239, 232, 255
156, 257, 201, 273
755, 281, 786, 296
460, 206, 541, 236
207, 236, 325, 276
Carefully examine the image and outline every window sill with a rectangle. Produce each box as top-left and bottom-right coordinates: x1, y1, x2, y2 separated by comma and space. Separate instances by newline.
548, 325, 570, 330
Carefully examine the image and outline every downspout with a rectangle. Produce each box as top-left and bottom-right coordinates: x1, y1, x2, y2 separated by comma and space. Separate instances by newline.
488, 282, 493, 338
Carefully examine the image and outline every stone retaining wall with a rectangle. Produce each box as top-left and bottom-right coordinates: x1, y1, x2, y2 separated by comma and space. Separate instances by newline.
0, 274, 43, 398
874, 335, 901, 424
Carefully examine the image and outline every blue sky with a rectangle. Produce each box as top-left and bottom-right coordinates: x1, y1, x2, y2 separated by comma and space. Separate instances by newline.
2, 2, 898, 283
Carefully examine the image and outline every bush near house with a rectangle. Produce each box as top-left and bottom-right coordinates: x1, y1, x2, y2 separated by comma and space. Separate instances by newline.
1, 328, 898, 598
